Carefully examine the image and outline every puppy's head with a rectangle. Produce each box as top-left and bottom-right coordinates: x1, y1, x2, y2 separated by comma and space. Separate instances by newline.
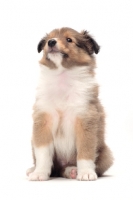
38, 27, 100, 68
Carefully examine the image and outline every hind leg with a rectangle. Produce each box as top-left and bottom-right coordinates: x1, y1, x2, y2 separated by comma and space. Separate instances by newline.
95, 144, 114, 176
61, 166, 77, 179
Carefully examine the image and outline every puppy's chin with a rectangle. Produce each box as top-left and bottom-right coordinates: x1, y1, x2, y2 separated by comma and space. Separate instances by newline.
47, 52, 63, 66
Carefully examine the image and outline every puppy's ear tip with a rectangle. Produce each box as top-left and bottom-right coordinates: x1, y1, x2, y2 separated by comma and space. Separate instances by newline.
37, 47, 41, 53
83, 30, 88, 35
81, 30, 89, 35
37, 38, 46, 53
95, 45, 100, 54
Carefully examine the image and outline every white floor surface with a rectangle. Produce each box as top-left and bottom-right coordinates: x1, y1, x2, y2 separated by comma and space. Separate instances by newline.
1, 169, 133, 200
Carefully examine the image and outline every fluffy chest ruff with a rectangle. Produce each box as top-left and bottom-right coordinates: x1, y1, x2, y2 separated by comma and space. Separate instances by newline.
35, 64, 97, 162
36, 64, 96, 112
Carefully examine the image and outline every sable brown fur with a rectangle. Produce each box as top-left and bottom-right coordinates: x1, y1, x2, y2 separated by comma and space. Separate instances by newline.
32, 112, 53, 147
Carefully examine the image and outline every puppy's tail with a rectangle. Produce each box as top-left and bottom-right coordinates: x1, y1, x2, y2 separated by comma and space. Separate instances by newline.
95, 144, 114, 176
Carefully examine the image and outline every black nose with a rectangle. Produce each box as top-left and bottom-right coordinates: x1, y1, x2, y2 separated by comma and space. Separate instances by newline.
48, 39, 57, 47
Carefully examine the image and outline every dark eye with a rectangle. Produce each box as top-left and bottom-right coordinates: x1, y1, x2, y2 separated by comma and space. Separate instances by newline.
66, 38, 72, 42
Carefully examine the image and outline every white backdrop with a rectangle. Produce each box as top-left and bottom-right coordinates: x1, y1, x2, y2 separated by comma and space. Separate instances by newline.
0, 0, 133, 199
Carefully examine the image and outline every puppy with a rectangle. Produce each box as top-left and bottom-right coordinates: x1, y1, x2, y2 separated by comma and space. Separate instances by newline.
26, 27, 113, 181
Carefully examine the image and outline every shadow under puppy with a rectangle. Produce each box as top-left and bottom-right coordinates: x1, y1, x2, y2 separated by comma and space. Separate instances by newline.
26, 27, 113, 181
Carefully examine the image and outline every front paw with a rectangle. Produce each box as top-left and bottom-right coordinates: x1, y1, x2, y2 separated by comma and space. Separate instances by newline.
29, 172, 49, 181
77, 169, 97, 181
26, 166, 35, 176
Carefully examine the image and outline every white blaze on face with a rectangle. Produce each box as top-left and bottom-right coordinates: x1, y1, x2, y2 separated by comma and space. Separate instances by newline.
47, 38, 63, 67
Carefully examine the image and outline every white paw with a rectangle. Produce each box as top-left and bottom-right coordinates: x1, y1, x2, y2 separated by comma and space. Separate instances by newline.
77, 169, 97, 181
29, 172, 49, 181
26, 166, 35, 176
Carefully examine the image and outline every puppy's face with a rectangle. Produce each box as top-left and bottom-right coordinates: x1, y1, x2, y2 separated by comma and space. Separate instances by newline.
38, 27, 100, 68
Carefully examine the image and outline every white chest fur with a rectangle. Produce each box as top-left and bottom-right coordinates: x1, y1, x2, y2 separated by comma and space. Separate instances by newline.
36, 64, 95, 113
35, 64, 96, 161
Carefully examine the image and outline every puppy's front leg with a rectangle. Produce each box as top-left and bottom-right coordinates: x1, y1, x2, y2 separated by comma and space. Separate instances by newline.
29, 113, 54, 181
75, 109, 98, 181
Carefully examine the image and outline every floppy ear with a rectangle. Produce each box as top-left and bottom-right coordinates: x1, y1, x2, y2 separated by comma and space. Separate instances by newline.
81, 30, 100, 55
37, 38, 46, 53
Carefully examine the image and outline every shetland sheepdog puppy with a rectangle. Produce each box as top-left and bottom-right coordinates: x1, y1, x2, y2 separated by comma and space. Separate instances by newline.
26, 27, 113, 181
